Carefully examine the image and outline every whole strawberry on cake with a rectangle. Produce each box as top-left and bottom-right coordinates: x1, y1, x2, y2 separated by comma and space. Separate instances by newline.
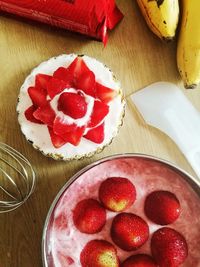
17, 54, 125, 160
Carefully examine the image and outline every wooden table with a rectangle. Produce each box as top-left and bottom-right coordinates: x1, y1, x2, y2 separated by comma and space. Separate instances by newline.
0, 1, 199, 266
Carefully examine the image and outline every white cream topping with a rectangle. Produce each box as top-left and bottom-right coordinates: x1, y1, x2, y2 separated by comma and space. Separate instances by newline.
17, 54, 125, 160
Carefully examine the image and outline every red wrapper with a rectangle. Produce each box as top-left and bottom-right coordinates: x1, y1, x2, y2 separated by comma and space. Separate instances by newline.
0, 0, 123, 44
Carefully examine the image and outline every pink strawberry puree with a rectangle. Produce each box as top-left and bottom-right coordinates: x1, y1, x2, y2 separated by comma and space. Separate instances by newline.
44, 156, 200, 267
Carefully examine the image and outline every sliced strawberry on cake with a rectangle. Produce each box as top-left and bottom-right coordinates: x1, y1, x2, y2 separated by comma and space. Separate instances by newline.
47, 78, 71, 99
62, 126, 85, 146
48, 127, 66, 148
24, 105, 44, 124
76, 70, 96, 97
28, 86, 47, 107
84, 123, 105, 144
35, 73, 51, 89
33, 102, 56, 127
87, 101, 109, 128
53, 67, 74, 86
67, 56, 91, 80
96, 82, 117, 104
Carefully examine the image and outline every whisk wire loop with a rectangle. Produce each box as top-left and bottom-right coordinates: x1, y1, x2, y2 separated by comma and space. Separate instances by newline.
0, 142, 35, 213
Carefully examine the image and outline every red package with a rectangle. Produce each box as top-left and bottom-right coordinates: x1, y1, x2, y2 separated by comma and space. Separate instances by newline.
0, 0, 123, 44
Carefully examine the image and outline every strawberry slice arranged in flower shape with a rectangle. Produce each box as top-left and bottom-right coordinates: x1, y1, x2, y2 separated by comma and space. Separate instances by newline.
87, 101, 109, 128
35, 74, 51, 89
25, 105, 44, 124
25, 56, 118, 148
47, 78, 71, 99
28, 86, 47, 107
96, 82, 117, 104
48, 127, 66, 149
76, 70, 96, 97
84, 123, 105, 144
33, 102, 56, 127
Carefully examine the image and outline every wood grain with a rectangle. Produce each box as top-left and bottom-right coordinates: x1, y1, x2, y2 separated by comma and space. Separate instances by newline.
0, 1, 199, 266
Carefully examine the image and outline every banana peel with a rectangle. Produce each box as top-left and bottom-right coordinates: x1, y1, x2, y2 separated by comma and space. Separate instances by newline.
177, 0, 200, 89
136, 0, 179, 41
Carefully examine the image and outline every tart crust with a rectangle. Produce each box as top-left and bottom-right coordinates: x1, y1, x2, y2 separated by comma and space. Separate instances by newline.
17, 54, 125, 160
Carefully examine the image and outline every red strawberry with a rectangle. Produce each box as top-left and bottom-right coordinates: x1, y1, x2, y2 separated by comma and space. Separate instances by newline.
88, 100, 109, 128
47, 78, 71, 99
58, 92, 87, 119
62, 126, 85, 146
111, 213, 149, 251
76, 71, 96, 97
67, 56, 91, 79
24, 105, 44, 124
96, 82, 117, 104
48, 126, 66, 148
54, 57, 91, 84
80, 240, 119, 267
151, 227, 188, 267
99, 177, 136, 212
73, 199, 106, 234
121, 254, 158, 267
33, 102, 56, 126
53, 67, 74, 86
28, 86, 47, 107
144, 191, 181, 225
53, 116, 77, 135
84, 123, 104, 144
35, 73, 51, 89
53, 115, 85, 146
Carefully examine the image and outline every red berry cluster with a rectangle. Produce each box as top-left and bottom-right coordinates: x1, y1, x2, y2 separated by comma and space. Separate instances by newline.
72, 177, 188, 267
25, 56, 116, 148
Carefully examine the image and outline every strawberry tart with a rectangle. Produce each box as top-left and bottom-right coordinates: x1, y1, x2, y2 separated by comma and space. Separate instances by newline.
17, 54, 125, 160
43, 155, 200, 267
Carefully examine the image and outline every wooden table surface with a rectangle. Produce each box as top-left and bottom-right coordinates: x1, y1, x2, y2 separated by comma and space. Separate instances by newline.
0, 1, 200, 266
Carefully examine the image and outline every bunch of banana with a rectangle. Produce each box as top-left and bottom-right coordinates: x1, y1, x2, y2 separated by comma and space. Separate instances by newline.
136, 0, 179, 41
177, 0, 200, 89
136, 0, 200, 89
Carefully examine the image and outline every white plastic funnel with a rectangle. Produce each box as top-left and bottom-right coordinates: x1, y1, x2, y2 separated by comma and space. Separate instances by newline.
131, 82, 200, 179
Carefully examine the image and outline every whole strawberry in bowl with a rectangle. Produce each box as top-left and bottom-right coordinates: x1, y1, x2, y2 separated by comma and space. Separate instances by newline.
17, 54, 125, 160
121, 254, 158, 267
80, 240, 119, 267
73, 198, 106, 234
144, 190, 181, 225
111, 213, 149, 251
99, 177, 136, 212
151, 227, 188, 267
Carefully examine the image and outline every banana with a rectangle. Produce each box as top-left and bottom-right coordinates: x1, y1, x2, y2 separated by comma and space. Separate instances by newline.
177, 0, 200, 89
136, 0, 179, 41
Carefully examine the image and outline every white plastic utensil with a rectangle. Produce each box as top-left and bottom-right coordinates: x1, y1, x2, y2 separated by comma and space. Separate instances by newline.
131, 82, 200, 179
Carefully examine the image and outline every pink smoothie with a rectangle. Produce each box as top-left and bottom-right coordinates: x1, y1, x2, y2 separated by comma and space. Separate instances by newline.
43, 156, 200, 267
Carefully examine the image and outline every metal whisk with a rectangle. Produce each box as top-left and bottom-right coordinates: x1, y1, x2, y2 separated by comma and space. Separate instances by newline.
0, 142, 35, 213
